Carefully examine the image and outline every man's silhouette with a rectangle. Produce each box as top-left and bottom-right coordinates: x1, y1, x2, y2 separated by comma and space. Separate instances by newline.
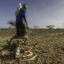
8, 3, 28, 57
15, 3, 28, 37
9, 3, 28, 43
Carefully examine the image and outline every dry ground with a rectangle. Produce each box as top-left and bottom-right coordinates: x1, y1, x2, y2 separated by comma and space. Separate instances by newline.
0, 29, 64, 64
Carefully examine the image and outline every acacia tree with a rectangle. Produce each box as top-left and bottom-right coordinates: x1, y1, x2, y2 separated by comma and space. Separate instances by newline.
8, 21, 16, 29
46, 25, 55, 29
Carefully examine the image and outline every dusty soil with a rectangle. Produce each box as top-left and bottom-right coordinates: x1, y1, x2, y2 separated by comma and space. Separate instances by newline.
0, 29, 64, 64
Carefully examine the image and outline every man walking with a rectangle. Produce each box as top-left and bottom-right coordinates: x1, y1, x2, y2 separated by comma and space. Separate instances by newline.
9, 3, 28, 42
9, 3, 28, 57
15, 3, 28, 37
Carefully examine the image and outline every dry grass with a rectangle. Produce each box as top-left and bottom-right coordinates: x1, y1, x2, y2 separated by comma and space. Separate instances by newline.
0, 29, 64, 64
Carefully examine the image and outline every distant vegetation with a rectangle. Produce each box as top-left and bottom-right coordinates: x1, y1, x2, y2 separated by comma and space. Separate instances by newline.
46, 25, 55, 29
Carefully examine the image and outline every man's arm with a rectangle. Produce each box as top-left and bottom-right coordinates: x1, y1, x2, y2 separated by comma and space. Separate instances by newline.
24, 15, 28, 27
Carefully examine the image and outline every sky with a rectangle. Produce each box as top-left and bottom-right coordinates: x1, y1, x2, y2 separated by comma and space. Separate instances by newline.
0, 0, 64, 28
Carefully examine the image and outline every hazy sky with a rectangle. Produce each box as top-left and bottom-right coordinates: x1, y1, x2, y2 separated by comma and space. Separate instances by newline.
0, 0, 64, 28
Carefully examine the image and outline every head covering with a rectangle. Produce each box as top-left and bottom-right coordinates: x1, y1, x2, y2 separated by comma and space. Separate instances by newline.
19, 3, 22, 9
15, 3, 27, 15
15, 3, 22, 15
